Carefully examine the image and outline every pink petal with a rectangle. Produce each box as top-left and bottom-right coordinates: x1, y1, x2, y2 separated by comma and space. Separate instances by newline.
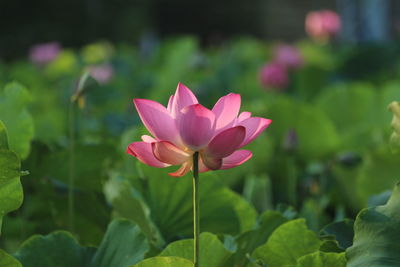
152, 141, 191, 165
134, 99, 181, 144
237, 111, 252, 122
205, 126, 246, 158
178, 104, 216, 150
167, 95, 174, 113
141, 135, 156, 143
237, 117, 272, 147
212, 93, 241, 133
198, 157, 209, 173
126, 142, 169, 168
201, 154, 222, 170
170, 83, 198, 118
221, 150, 253, 170
169, 162, 192, 177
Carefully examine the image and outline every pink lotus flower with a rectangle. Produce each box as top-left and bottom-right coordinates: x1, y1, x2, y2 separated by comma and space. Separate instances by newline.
29, 42, 61, 65
259, 63, 288, 89
305, 10, 341, 42
127, 83, 272, 177
274, 44, 303, 69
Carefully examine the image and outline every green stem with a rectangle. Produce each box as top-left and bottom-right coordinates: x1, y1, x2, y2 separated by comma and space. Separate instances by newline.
68, 102, 76, 232
193, 152, 200, 267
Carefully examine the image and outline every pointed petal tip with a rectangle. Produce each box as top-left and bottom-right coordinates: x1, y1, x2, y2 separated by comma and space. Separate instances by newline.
133, 98, 155, 108
133, 98, 181, 143
260, 118, 272, 129
171, 82, 199, 118
212, 93, 242, 133
238, 117, 272, 147
227, 92, 241, 98
126, 142, 170, 168
176, 82, 191, 93
132, 98, 142, 103
261, 118, 273, 130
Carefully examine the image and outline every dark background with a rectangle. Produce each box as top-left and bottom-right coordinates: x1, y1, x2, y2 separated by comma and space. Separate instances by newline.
1, 0, 399, 60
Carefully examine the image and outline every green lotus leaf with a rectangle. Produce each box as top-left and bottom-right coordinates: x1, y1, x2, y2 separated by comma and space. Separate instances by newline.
159, 232, 233, 267
14, 219, 149, 267
0, 82, 34, 159
0, 250, 22, 267
132, 257, 194, 267
294, 251, 346, 267
0, 121, 24, 235
252, 219, 321, 267
230, 210, 288, 266
346, 182, 400, 267
320, 219, 354, 250
112, 167, 257, 242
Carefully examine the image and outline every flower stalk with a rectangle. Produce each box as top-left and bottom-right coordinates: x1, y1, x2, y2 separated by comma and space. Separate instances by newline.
68, 101, 76, 232
193, 152, 200, 267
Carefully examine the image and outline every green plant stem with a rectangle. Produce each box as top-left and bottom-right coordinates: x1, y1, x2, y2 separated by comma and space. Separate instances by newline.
193, 152, 200, 267
68, 102, 76, 232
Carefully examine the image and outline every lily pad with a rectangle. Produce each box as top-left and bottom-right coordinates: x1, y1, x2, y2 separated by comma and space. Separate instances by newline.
133, 257, 194, 267
0, 121, 24, 234
0, 83, 34, 159
0, 250, 21, 267
230, 210, 288, 266
294, 251, 346, 267
346, 182, 400, 267
15, 219, 149, 267
159, 232, 233, 267
252, 219, 321, 267
113, 167, 257, 242
320, 219, 354, 250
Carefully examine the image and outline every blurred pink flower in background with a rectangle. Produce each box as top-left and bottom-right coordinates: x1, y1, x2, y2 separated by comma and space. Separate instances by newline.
274, 44, 303, 69
29, 42, 61, 65
89, 64, 114, 84
305, 10, 341, 42
259, 63, 288, 90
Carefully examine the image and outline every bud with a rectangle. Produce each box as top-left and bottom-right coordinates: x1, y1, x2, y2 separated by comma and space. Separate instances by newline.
283, 129, 298, 153
71, 72, 97, 109
29, 42, 61, 65
259, 62, 288, 90
336, 152, 362, 168
305, 10, 341, 43
274, 44, 303, 69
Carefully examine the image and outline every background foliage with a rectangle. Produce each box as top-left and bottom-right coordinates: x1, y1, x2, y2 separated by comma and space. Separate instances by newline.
1, 36, 400, 266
